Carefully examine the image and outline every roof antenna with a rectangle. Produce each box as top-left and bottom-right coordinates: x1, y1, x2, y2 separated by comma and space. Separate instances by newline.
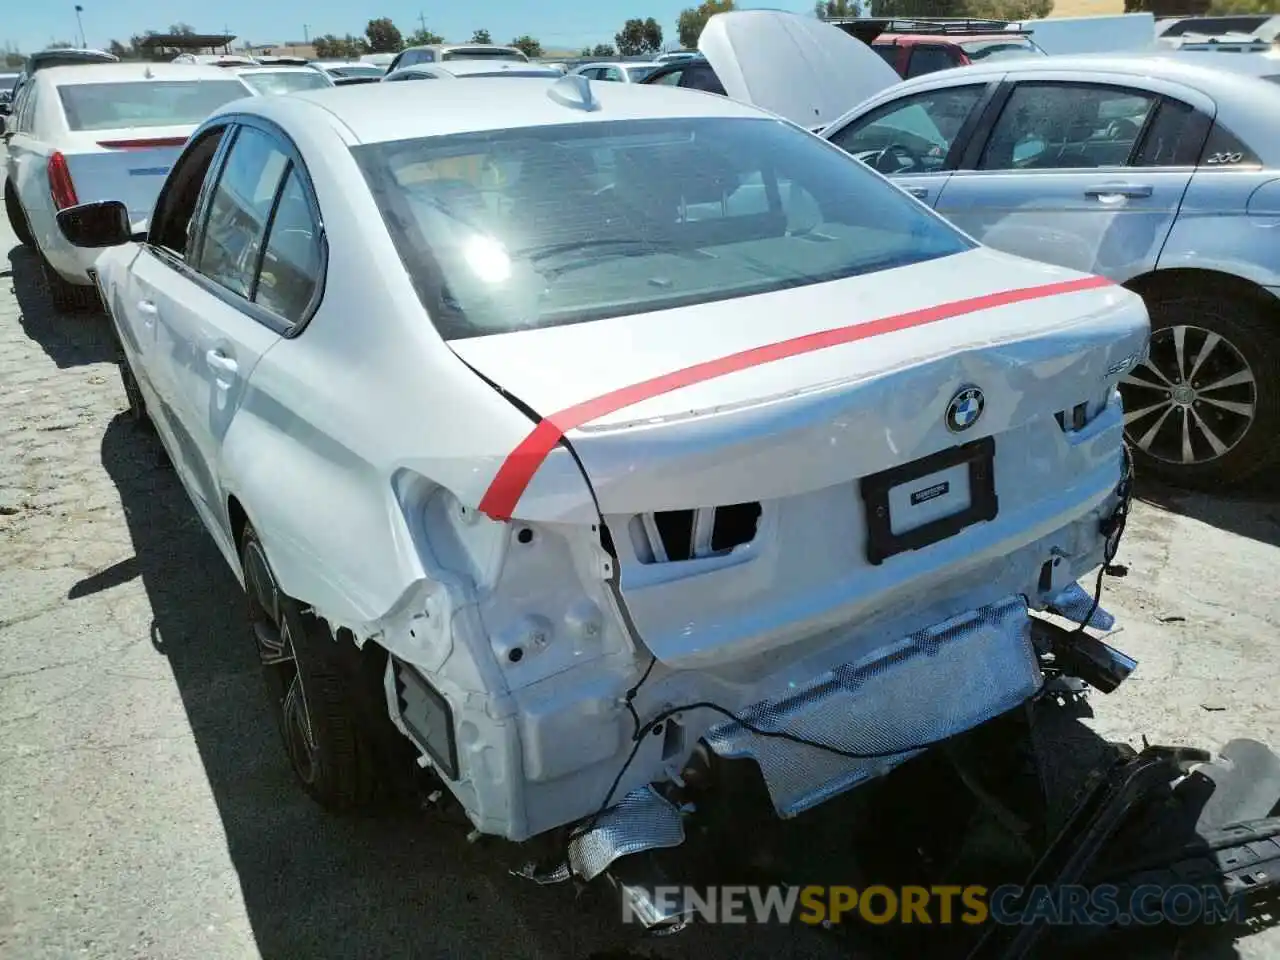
546, 73, 599, 112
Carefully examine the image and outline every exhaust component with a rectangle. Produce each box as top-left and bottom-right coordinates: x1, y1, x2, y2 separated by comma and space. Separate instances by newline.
1047, 581, 1115, 631
1034, 617, 1136, 694
567, 785, 686, 882
605, 850, 699, 932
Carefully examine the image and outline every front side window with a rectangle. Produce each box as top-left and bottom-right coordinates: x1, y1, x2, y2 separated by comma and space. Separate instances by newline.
149, 126, 229, 256
826, 86, 984, 175
196, 126, 290, 298
239, 70, 331, 96
979, 83, 1158, 171
55, 80, 249, 131
353, 117, 973, 340
906, 46, 960, 78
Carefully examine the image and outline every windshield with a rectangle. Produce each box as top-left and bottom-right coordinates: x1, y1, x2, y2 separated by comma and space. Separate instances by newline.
240, 70, 331, 95
960, 39, 1044, 61
353, 117, 973, 340
56, 79, 249, 131
441, 47, 527, 61
624, 65, 657, 81
0, 75, 17, 92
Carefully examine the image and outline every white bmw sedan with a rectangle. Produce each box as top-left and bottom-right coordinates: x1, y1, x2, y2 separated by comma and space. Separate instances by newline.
3, 62, 254, 310
57, 77, 1148, 883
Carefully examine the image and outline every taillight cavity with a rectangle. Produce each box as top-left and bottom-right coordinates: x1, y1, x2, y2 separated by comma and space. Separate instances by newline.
48, 151, 79, 211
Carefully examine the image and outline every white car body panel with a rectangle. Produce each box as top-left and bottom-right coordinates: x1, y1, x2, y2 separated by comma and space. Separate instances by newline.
697, 10, 900, 128
85, 80, 1146, 847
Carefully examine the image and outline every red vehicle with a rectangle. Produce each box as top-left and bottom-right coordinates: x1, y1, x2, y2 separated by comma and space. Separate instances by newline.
830, 18, 1046, 79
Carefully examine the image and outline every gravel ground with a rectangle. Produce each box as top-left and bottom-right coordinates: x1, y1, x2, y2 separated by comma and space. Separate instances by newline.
1, 190, 1278, 960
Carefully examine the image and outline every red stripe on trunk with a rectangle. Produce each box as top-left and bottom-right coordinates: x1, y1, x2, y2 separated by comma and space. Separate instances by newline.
478, 275, 1114, 520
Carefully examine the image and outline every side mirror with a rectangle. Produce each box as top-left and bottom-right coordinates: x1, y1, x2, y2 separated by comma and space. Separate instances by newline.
57, 200, 133, 248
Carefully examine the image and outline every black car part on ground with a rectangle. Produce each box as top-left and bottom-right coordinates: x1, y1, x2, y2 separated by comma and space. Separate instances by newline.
824, 17, 1033, 44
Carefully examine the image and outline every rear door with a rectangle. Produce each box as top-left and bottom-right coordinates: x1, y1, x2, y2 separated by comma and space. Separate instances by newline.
822, 82, 996, 209
149, 119, 323, 519
932, 75, 1212, 280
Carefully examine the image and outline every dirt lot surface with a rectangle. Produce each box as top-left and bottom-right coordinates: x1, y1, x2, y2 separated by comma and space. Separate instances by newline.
2, 200, 1278, 959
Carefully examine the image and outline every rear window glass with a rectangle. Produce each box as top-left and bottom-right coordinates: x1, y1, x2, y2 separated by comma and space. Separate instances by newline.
960, 39, 1044, 61
625, 65, 657, 81
353, 117, 973, 340
330, 64, 384, 78
458, 69, 561, 79
239, 70, 331, 95
441, 48, 526, 61
57, 79, 249, 131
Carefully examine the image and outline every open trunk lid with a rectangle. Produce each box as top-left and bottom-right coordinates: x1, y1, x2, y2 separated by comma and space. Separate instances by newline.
451, 248, 1147, 669
697, 10, 901, 128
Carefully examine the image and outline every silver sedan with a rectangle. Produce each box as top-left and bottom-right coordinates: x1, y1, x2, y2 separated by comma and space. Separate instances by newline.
819, 52, 1280, 489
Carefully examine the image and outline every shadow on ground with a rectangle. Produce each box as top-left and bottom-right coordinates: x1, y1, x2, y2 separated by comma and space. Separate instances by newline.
1136, 473, 1280, 550
7, 245, 115, 368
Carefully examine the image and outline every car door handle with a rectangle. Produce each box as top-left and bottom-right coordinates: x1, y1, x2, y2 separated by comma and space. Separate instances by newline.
137, 299, 158, 315
205, 349, 239, 374
1084, 184, 1153, 200
905, 187, 929, 200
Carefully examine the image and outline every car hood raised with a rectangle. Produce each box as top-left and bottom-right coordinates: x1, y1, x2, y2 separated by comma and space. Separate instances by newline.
697, 10, 901, 128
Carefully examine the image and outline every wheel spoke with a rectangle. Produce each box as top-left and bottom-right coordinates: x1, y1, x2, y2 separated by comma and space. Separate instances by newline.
1172, 325, 1189, 381
285, 668, 316, 751
1132, 357, 1174, 387
1124, 398, 1172, 425
1180, 408, 1194, 464
1190, 407, 1229, 457
1199, 396, 1255, 418
1197, 368, 1255, 393
1187, 332, 1221, 382
1134, 404, 1175, 451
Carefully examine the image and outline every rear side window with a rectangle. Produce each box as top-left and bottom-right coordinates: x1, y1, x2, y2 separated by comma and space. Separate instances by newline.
906, 46, 959, 78
1198, 122, 1261, 168
353, 116, 974, 339
1133, 99, 1204, 167
196, 126, 290, 298
56, 80, 249, 131
254, 168, 323, 323
872, 45, 901, 73
679, 62, 726, 94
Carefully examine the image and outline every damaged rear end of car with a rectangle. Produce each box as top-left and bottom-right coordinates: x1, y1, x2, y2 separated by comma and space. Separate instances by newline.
346, 96, 1152, 901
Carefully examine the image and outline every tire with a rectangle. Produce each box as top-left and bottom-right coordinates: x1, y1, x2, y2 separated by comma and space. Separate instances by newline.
4, 182, 33, 247
40, 254, 100, 313
1119, 291, 1280, 490
240, 524, 382, 812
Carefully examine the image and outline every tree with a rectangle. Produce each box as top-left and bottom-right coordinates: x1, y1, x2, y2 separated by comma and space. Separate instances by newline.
580, 46, 593, 56
47, 41, 76, 49
4, 52, 23, 68
814, 0, 862, 16
471, 28, 492, 43
365, 17, 403, 53
591, 43, 615, 56
616, 17, 664, 55
107, 39, 131, 58
1207, 0, 1270, 10
406, 27, 444, 46
510, 34, 543, 58
169, 22, 197, 36
314, 33, 369, 58
963, 0, 1052, 16
677, 0, 735, 49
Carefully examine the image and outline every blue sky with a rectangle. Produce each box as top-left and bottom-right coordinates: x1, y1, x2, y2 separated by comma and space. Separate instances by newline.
5, 0, 811, 55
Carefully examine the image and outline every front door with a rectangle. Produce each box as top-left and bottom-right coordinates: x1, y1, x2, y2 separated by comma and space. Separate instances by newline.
933, 78, 1212, 281
823, 83, 994, 209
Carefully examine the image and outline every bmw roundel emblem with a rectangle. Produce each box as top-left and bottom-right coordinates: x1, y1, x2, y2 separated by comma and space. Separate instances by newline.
946, 386, 985, 433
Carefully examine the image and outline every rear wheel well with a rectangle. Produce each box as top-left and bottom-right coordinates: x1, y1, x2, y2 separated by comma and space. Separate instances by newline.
1124, 268, 1279, 316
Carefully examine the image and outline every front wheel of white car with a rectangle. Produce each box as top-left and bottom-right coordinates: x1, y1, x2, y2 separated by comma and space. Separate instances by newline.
240, 524, 382, 812
1119, 292, 1280, 490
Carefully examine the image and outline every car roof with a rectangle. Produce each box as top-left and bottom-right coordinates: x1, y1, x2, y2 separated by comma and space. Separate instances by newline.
235, 65, 321, 74
261, 75, 771, 144
28, 48, 117, 66
36, 61, 253, 84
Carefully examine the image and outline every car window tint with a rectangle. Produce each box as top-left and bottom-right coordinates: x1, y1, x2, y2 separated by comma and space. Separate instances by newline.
826, 86, 984, 174
195, 126, 290, 298
649, 68, 683, 86
1133, 98, 1200, 167
353, 116, 974, 340
148, 127, 229, 257
906, 46, 958, 78
603, 67, 624, 82
239, 70, 331, 96
1198, 121, 1260, 168
254, 167, 322, 323
872, 44, 900, 73
980, 83, 1157, 171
